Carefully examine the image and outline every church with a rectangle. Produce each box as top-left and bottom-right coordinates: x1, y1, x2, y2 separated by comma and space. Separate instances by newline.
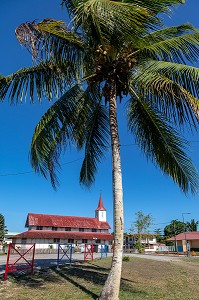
12, 195, 113, 250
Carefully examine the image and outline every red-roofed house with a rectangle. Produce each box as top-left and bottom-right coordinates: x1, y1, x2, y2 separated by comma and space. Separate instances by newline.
12, 195, 113, 250
167, 232, 199, 252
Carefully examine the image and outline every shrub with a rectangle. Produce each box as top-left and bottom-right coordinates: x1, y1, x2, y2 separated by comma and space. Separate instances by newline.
123, 256, 130, 262
134, 242, 145, 253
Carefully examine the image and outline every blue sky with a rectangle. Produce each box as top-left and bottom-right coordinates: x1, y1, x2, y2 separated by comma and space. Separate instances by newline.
1, 0, 199, 235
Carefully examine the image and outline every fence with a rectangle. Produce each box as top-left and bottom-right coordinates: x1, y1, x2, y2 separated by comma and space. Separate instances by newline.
4, 243, 35, 281
84, 244, 94, 262
57, 244, 73, 266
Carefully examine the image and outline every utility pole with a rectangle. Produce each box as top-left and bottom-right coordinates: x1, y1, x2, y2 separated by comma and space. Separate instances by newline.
173, 222, 178, 253
182, 213, 191, 257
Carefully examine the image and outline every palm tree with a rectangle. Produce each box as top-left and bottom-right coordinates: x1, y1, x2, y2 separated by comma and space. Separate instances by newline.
186, 219, 199, 231
1, 0, 199, 298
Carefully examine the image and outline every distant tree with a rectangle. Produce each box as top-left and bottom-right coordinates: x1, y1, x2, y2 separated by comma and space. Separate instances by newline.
164, 220, 184, 238
186, 219, 199, 231
154, 228, 165, 243
131, 211, 153, 242
0, 214, 7, 243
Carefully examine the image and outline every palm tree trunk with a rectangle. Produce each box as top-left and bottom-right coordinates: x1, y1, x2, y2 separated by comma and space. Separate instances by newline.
99, 81, 124, 300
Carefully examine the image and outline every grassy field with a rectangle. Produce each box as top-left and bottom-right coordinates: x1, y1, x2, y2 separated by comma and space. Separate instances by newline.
1, 256, 199, 299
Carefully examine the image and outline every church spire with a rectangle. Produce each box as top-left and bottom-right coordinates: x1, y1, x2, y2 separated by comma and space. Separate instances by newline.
96, 194, 106, 211
95, 194, 107, 222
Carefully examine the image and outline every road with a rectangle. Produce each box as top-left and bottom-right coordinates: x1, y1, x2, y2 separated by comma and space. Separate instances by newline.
0, 252, 112, 276
0, 252, 183, 277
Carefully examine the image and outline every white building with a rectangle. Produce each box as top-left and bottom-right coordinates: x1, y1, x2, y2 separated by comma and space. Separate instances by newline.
124, 233, 158, 252
11, 195, 113, 250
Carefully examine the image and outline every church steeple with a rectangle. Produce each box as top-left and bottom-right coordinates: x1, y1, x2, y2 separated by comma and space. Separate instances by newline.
95, 194, 107, 222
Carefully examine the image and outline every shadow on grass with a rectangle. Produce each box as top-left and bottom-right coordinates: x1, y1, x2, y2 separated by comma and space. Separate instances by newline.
53, 264, 148, 299
4, 268, 61, 288
4, 262, 148, 299
52, 267, 99, 299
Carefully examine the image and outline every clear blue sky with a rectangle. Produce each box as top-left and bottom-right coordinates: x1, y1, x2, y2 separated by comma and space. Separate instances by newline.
1, 0, 199, 235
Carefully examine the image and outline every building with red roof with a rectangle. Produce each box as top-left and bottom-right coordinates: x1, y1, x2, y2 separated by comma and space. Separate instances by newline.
12, 195, 113, 250
167, 231, 199, 252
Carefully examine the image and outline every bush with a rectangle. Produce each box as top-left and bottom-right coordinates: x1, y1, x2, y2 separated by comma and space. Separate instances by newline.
123, 256, 130, 262
134, 242, 145, 253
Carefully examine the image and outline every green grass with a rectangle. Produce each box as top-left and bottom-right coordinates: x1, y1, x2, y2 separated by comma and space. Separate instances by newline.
1, 257, 199, 299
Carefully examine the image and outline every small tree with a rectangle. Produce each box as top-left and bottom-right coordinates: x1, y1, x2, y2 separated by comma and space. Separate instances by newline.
0, 214, 7, 244
164, 220, 184, 238
131, 211, 153, 242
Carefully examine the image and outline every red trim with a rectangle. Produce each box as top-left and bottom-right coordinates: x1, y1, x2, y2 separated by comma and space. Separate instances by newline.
12, 230, 114, 241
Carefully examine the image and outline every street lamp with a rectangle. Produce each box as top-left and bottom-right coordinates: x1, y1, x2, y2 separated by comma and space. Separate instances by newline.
182, 213, 191, 256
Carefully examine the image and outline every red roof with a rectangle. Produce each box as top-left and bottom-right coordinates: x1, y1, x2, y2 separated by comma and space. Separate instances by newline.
95, 195, 106, 211
167, 232, 199, 241
12, 230, 114, 241
26, 213, 110, 229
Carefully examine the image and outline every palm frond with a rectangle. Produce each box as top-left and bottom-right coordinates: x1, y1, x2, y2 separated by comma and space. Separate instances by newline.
79, 86, 110, 186
0, 59, 76, 103
127, 95, 199, 195
141, 60, 199, 98
30, 84, 84, 188
30, 84, 109, 188
74, 0, 160, 46
61, 0, 79, 18
131, 63, 199, 128
136, 24, 196, 47
15, 19, 85, 63
62, 0, 185, 25
138, 31, 199, 63
120, 0, 185, 15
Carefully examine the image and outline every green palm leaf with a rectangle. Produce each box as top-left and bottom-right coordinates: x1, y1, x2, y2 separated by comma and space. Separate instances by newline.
62, 0, 185, 21
30, 84, 109, 188
136, 24, 196, 47
118, 0, 185, 14
138, 31, 199, 63
128, 95, 199, 195
131, 62, 199, 127
30, 84, 83, 188
79, 87, 110, 186
0, 59, 76, 103
140, 60, 199, 96
74, 0, 161, 46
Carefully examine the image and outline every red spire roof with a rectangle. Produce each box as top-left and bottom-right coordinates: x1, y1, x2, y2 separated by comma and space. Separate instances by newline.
95, 194, 106, 211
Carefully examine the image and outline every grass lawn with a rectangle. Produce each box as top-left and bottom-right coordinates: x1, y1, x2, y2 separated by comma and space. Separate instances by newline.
1, 256, 199, 299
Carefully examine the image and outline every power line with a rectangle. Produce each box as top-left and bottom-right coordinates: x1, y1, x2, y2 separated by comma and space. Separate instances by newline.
0, 139, 199, 178
0, 157, 83, 177
0, 171, 33, 177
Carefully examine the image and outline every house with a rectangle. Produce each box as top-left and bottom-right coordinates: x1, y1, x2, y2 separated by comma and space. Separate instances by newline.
123, 233, 158, 252
4, 232, 20, 244
11, 195, 113, 250
167, 231, 199, 252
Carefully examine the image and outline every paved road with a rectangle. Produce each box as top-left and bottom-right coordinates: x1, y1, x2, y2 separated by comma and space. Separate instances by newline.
0, 252, 112, 276
0, 252, 184, 277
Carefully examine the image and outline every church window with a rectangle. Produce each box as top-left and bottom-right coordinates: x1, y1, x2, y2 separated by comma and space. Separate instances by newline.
36, 226, 43, 230
65, 227, 71, 231
53, 238, 60, 243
